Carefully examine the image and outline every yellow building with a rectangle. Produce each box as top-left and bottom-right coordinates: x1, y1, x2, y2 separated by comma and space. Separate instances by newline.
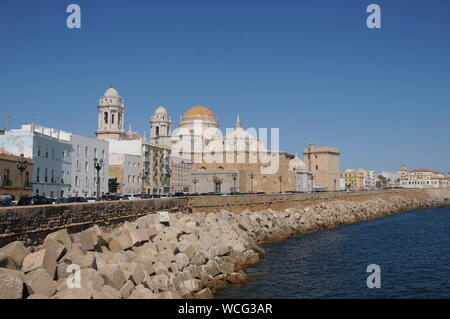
340, 170, 365, 190
0, 151, 33, 200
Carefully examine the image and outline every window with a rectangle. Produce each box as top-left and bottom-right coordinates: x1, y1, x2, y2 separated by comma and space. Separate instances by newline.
52, 149, 54, 160
61, 171, 64, 184
36, 168, 40, 183
37, 145, 41, 157
128, 175, 131, 183
25, 171, 30, 187
45, 169, 48, 183
112, 114, 115, 124
45, 148, 48, 158
76, 160, 80, 172
316, 165, 319, 171
104, 112, 108, 124
102, 150, 105, 159
85, 146, 88, 157
77, 145, 80, 156
2, 169, 10, 186
94, 148, 97, 158
85, 161, 89, 172
85, 176, 89, 187
75, 176, 79, 187
51, 169, 54, 183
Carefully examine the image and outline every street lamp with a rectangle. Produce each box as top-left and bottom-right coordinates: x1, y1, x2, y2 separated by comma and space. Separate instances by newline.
94, 157, 104, 201
249, 172, 255, 193
166, 168, 172, 196
16, 153, 27, 198
193, 177, 199, 194
232, 172, 238, 194
278, 175, 283, 193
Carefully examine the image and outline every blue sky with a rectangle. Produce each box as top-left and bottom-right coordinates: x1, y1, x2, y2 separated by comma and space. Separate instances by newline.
1, 0, 449, 173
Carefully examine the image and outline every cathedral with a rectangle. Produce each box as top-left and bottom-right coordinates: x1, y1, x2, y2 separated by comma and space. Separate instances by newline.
96, 87, 314, 194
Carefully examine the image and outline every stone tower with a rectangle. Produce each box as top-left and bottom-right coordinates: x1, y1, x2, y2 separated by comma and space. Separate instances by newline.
303, 143, 341, 191
150, 106, 172, 147
96, 87, 126, 140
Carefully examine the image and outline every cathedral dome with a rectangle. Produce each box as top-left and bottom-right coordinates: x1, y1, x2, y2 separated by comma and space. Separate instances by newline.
104, 87, 120, 97
182, 106, 217, 121
289, 157, 308, 172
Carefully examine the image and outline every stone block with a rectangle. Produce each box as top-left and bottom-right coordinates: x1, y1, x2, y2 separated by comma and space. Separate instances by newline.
54, 287, 92, 299
24, 268, 57, 297
0, 268, 23, 299
22, 249, 46, 273
194, 287, 213, 299
174, 253, 189, 271
79, 268, 105, 291
148, 274, 169, 292
119, 280, 135, 299
0, 241, 30, 270
101, 285, 121, 299
98, 264, 126, 290
128, 285, 155, 299
45, 229, 72, 251
108, 231, 133, 252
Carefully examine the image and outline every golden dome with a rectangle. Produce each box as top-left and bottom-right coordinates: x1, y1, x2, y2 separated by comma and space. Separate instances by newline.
182, 106, 217, 121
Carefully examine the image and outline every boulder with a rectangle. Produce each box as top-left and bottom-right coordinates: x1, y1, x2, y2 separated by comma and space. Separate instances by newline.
194, 287, 213, 299
204, 260, 222, 277
108, 232, 133, 252
54, 287, 92, 299
42, 238, 66, 278
24, 268, 57, 297
22, 249, 46, 273
71, 255, 96, 269
45, 229, 72, 251
80, 227, 100, 251
156, 290, 182, 299
130, 263, 146, 285
98, 264, 126, 290
0, 268, 24, 299
119, 280, 135, 299
148, 274, 169, 292
101, 285, 121, 299
190, 252, 206, 266
128, 285, 155, 299
79, 268, 105, 291
0, 241, 30, 270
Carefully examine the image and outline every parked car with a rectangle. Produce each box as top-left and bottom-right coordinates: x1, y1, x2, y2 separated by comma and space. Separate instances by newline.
67, 197, 88, 203
0, 195, 14, 207
55, 198, 69, 204
17, 196, 51, 206
86, 197, 97, 202
105, 194, 121, 201
48, 198, 57, 205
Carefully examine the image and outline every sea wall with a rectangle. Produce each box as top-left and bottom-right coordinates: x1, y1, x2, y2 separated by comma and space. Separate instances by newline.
1, 189, 445, 247
0, 192, 448, 299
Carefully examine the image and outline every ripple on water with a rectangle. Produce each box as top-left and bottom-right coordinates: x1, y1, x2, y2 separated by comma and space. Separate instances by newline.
216, 207, 450, 299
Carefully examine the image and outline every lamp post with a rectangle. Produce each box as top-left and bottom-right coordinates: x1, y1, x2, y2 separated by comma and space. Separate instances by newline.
193, 177, 199, 194
94, 157, 104, 201
16, 153, 27, 198
166, 168, 172, 196
249, 172, 255, 193
278, 175, 283, 193
232, 172, 238, 194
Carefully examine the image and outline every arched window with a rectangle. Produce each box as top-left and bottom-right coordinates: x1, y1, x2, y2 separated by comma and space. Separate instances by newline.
112, 114, 115, 124
104, 112, 108, 124
156, 127, 159, 137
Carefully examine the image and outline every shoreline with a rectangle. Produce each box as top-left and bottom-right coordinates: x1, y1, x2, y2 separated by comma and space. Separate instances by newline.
0, 192, 449, 299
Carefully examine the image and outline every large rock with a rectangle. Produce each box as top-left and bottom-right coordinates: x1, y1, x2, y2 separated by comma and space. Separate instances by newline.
42, 238, 66, 278
80, 227, 100, 251
0, 268, 24, 299
71, 255, 96, 269
128, 285, 155, 299
108, 232, 133, 252
101, 285, 121, 299
194, 287, 213, 299
119, 280, 135, 299
148, 274, 169, 292
204, 260, 222, 277
45, 229, 72, 251
79, 268, 105, 291
24, 268, 57, 297
54, 287, 92, 299
98, 264, 126, 290
0, 241, 30, 270
22, 249, 46, 273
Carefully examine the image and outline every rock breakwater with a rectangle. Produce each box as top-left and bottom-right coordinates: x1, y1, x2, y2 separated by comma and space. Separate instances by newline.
0, 196, 446, 299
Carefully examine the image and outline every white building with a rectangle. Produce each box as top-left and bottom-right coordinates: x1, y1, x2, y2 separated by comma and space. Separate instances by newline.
69, 134, 109, 197
289, 157, 313, 193
109, 153, 142, 195
0, 124, 72, 198
170, 156, 193, 193
400, 169, 448, 189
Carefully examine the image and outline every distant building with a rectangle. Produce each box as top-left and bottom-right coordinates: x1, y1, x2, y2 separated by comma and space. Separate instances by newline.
378, 171, 401, 188
340, 169, 365, 190
109, 153, 142, 195
303, 144, 340, 191
170, 156, 193, 193
0, 151, 33, 200
142, 141, 170, 195
0, 124, 72, 198
191, 170, 240, 194
400, 168, 448, 189
69, 134, 109, 197
150, 106, 172, 148
289, 157, 313, 193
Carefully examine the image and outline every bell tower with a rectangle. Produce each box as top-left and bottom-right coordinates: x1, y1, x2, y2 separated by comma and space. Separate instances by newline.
96, 87, 126, 140
150, 106, 172, 147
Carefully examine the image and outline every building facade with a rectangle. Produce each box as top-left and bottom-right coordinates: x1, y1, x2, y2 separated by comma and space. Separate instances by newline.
142, 141, 171, 195
289, 157, 313, 193
0, 151, 33, 200
170, 156, 193, 193
150, 106, 172, 148
0, 124, 72, 198
191, 170, 240, 194
109, 153, 142, 195
303, 143, 340, 191
340, 169, 365, 190
69, 134, 109, 197
400, 168, 448, 189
